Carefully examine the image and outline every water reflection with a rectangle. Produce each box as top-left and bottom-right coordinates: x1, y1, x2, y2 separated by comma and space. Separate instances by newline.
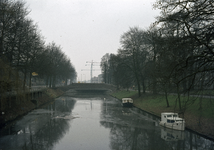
0, 97, 76, 150
100, 100, 164, 150
100, 98, 214, 150
0, 94, 214, 150
161, 127, 185, 141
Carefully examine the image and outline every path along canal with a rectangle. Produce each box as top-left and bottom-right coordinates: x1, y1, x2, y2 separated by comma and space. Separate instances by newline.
0, 91, 214, 150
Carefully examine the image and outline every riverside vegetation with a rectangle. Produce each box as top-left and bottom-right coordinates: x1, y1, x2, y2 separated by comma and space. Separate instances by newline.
0, 0, 76, 128
100, 1, 214, 141
111, 90, 214, 140
0, 87, 67, 128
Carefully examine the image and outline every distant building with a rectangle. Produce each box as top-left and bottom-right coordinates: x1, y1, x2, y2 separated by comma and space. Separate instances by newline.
91, 74, 103, 83
98, 74, 103, 83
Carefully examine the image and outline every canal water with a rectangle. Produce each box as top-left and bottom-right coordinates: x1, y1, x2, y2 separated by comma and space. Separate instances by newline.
0, 91, 214, 150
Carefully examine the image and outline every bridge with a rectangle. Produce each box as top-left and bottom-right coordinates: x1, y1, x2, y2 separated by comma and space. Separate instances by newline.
0, 83, 115, 112
69, 83, 116, 92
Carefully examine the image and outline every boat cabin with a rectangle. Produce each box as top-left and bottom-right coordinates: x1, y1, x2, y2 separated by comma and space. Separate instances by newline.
122, 98, 133, 107
161, 112, 178, 123
160, 112, 185, 131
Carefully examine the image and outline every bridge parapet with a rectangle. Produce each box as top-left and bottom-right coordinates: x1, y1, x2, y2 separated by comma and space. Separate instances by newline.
70, 83, 116, 91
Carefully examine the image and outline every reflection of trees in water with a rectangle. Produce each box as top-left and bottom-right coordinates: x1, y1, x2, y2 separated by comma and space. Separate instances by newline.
23, 97, 76, 150
100, 119, 165, 149
100, 121, 167, 150
53, 97, 76, 114
100, 100, 166, 150
100, 99, 214, 150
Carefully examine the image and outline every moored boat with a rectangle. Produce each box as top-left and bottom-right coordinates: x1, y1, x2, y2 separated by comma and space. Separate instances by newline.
122, 98, 133, 107
159, 112, 185, 131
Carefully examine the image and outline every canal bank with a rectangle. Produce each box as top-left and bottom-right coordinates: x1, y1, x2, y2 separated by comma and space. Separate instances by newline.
0, 87, 69, 128
110, 90, 214, 141
1, 89, 214, 149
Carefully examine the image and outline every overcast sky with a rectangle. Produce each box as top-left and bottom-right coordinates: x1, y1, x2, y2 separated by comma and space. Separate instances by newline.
25, 0, 160, 82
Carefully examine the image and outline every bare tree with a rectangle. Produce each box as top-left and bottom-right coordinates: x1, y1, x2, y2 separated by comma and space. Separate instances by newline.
119, 27, 148, 96
153, 0, 214, 111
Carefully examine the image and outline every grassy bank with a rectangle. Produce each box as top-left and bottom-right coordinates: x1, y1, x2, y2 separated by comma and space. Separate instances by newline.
110, 90, 214, 140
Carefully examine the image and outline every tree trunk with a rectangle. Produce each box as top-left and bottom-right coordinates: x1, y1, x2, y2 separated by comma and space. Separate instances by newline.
46, 76, 49, 87
52, 75, 56, 88
136, 74, 141, 97
49, 76, 52, 88
177, 84, 182, 110
153, 78, 157, 94
142, 78, 146, 94
164, 89, 169, 107
29, 72, 32, 89
23, 68, 27, 91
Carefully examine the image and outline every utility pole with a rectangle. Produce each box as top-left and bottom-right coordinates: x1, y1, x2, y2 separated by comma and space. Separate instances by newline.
82, 60, 100, 83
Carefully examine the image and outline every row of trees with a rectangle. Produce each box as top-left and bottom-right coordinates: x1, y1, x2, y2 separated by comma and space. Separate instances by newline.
100, 0, 214, 110
0, 0, 76, 93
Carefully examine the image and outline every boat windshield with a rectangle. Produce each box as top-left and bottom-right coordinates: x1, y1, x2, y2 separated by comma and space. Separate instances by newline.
167, 119, 175, 123
167, 115, 177, 118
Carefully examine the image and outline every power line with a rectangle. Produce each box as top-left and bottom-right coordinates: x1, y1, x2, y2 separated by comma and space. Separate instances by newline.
82, 60, 100, 83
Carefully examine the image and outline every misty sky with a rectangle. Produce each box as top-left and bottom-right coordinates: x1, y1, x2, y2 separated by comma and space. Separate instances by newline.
25, 0, 160, 82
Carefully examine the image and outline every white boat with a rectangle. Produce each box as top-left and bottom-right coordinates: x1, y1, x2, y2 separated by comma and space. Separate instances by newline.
159, 112, 185, 131
122, 98, 133, 107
